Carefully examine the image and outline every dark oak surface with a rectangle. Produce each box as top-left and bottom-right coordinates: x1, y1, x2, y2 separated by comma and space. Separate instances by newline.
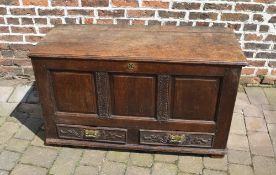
30, 25, 246, 156
29, 25, 247, 66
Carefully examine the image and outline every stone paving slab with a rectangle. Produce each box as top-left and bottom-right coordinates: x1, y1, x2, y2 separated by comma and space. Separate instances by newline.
0, 80, 275, 175
245, 87, 269, 105
264, 88, 276, 105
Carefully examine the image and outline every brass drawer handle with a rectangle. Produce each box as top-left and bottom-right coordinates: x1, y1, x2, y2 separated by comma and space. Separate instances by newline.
127, 63, 136, 70
169, 134, 186, 144
85, 129, 99, 138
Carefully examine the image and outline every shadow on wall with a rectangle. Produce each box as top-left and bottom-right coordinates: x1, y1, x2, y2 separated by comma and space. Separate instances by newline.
1, 81, 45, 142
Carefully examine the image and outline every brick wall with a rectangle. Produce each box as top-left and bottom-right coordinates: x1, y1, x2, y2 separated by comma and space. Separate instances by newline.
0, 0, 275, 83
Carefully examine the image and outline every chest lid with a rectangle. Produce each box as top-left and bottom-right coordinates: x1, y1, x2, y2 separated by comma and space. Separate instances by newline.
29, 25, 247, 66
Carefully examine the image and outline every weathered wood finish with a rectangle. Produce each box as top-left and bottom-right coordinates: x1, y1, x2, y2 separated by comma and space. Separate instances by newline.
30, 25, 247, 156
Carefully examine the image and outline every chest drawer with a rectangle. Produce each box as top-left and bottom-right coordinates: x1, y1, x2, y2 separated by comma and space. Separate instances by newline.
140, 130, 214, 148
57, 124, 127, 144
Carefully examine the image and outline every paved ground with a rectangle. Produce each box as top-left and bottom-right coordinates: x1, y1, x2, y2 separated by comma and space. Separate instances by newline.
0, 79, 276, 175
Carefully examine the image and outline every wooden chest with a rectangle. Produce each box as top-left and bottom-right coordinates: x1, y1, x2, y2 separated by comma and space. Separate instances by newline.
29, 25, 247, 156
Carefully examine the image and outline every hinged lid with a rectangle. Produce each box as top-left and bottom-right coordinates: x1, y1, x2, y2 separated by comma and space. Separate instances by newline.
29, 25, 247, 66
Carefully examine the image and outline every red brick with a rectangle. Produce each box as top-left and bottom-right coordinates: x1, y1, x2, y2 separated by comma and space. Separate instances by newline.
23, 0, 48, 6
11, 26, 36, 34
21, 18, 34, 25
0, 7, 7, 15
65, 18, 78, 24
142, 1, 169, 9
260, 25, 270, 32
248, 60, 266, 67
131, 19, 145, 25
254, 0, 275, 3
244, 24, 257, 31
269, 16, 276, 23
127, 10, 155, 18
9, 44, 33, 51
256, 69, 268, 75
0, 0, 19, 5
172, 2, 200, 10
82, 0, 109, 7
67, 9, 94, 16
267, 5, 276, 14
244, 43, 270, 50
6, 17, 20, 25
148, 20, 161, 26
52, 0, 79, 6
14, 50, 29, 58
204, 3, 232, 10
0, 26, 9, 33
34, 18, 48, 25
196, 22, 210, 27
159, 11, 185, 19
13, 59, 32, 66
25, 35, 43, 42
256, 52, 276, 59
179, 21, 193, 26
221, 13, 249, 21
0, 66, 23, 77
227, 23, 241, 30
0, 35, 23, 42
244, 34, 263, 41
242, 68, 255, 75
236, 3, 264, 12
0, 17, 4, 24
164, 21, 177, 26
265, 35, 276, 42
268, 61, 276, 68
189, 12, 218, 20
112, 0, 138, 7
1, 49, 14, 58
0, 59, 13, 66
98, 10, 125, 17
38, 27, 53, 34
253, 14, 264, 22
10, 8, 36, 15
50, 18, 63, 25
83, 18, 93, 24
38, 9, 64, 16
244, 51, 254, 58
117, 19, 130, 25
96, 19, 113, 24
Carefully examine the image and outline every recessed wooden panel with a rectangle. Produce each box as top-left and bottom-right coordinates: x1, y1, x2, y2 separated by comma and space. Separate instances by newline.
173, 77, 220, 121
51, 72, 97, 113
111, 74, 156, 117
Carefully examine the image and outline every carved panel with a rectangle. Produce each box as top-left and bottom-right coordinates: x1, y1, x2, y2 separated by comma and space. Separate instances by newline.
57, 125, 83, 139
95, 72, 111, 118
157, 75, 171, 121
140, 130, 213, 147
57, 125, 126, 144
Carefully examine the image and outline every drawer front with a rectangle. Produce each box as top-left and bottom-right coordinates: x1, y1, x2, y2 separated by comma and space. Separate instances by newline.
140, 130, 214, 148
57, 124, 127, 144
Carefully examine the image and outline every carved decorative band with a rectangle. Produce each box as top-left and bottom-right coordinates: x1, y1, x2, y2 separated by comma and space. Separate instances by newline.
57, 124, 127, 144
157, 75, 171, 121
95, 72, 111, 118
140, 130, 213, 147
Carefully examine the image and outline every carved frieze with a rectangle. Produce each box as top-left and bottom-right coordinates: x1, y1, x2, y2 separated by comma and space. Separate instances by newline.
157, 75, 171, 121
57, 125, 126, 144
140, 130, 213, 147
95, 72, 111, 118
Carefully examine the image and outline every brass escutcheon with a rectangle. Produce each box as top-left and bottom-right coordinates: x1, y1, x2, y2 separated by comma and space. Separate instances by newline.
85, 129, 99, 138
169, 134, 186, 144
127, 63, 135, 70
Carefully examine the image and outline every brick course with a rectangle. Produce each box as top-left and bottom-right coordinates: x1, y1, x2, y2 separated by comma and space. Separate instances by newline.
0, 0, 275, 79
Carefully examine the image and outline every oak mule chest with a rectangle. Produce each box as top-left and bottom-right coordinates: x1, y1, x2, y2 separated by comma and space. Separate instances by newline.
29, 25, 247, 156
